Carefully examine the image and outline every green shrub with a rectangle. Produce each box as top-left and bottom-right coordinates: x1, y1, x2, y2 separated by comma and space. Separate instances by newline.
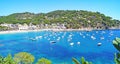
36, 58, 52, 64
72, 57, 92, 64
0, 54, 16, 64
113, 37, 120, 64
14, 52, 35, 64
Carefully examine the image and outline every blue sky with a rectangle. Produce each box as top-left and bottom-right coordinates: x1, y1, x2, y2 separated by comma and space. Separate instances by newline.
0, 0, 120, 20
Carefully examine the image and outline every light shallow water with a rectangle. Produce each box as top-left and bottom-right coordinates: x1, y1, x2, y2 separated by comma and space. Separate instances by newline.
0, 30, 120, 64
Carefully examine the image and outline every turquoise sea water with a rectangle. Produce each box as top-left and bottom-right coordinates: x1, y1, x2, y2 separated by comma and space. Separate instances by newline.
0, 30, 120, 64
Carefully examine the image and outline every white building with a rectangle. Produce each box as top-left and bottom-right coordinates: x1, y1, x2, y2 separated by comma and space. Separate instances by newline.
18, 23, 29, 30
0, 23, 11, 27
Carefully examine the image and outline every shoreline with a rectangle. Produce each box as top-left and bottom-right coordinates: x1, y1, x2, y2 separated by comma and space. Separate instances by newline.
0, 28, 120, 34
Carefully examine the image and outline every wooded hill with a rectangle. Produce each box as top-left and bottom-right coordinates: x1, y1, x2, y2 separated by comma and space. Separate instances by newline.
0, 10, 120, 29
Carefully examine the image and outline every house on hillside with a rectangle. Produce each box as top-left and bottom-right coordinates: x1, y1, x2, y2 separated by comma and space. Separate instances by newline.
0, 23, 10, 27
18, 23, 29, 30
0, 23, 18, 30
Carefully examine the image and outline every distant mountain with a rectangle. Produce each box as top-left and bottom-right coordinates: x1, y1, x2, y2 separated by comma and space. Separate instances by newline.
0, 10, 120, 29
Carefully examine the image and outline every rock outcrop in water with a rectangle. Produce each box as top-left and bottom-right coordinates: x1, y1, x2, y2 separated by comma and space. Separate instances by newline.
113, 38, 120, 64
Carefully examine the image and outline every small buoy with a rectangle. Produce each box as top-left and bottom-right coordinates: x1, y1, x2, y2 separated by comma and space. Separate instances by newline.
97, 43, 102, 46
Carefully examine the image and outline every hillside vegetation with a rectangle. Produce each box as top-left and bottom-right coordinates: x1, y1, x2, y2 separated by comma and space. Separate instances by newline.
0, 10, 120, 29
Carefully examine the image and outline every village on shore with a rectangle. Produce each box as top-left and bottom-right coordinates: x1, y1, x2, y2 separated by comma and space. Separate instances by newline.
0, 23, 92, 33
0, 23, 120, 33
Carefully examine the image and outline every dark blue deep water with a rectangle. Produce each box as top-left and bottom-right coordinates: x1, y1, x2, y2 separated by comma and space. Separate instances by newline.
0, 30, 120, 64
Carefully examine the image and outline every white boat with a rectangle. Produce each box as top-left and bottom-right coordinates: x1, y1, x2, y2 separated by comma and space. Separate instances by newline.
97, 43, 102, 46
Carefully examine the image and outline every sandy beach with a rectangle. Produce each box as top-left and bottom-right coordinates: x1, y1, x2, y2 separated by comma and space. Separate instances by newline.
0, 28, 94, 34
1, 27, 120, 34
0, 30, 39, 34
